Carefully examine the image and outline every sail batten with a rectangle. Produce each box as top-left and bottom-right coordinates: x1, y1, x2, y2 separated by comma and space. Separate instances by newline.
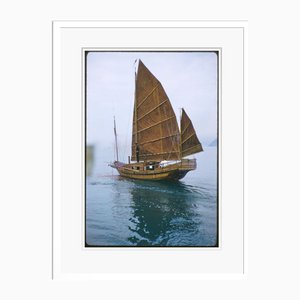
139, 133, 180, 145
182, 145, 203, 157
131, 60, 180, 161
137, 99, 168, 121
181, 122, 191, 135
133, 115, 176, 135
138, 150, 180, 157
181, 132, 196, 145
137, 84, 159, 109
180, 108, 203, 157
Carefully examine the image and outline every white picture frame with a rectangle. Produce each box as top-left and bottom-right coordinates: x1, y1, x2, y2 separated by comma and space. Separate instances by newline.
52, 20, 246, 279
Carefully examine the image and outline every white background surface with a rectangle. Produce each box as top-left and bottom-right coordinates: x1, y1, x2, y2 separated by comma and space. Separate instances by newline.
1, 1, 300, 299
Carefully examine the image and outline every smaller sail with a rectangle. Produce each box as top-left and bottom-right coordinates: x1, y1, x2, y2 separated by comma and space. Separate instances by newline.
180, 108, 203, 157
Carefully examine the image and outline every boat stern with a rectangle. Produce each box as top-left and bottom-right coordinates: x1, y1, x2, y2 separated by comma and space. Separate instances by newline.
180, 158, 197, 171
108, 161, 126, 169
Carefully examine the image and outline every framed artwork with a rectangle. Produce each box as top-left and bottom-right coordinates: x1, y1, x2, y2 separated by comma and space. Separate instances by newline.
53, 20, 245, 279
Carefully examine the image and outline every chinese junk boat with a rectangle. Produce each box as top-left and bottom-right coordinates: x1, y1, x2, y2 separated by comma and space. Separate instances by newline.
109, 60, 203, 180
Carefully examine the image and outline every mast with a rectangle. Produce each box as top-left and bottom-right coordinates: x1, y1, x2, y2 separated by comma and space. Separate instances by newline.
134, 60, 138, 145
134, 61, 139, 162
179, 108, 183, 159
113, 116, 119, 162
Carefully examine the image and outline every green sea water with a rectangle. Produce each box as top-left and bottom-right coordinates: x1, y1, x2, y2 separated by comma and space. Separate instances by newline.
86, 146, 218, 247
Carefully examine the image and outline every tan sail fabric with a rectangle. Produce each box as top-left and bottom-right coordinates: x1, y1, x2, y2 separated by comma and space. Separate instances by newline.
180, 108, 203, 157
131, 60, 180, 161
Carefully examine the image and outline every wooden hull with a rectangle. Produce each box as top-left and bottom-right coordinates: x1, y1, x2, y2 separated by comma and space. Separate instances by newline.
112, 159, 197, 181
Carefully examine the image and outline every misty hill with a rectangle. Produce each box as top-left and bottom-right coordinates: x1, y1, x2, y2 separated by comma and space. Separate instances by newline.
208, 139, 217, 147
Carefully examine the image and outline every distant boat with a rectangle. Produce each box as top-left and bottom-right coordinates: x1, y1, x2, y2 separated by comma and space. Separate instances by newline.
109, 60, 203, 180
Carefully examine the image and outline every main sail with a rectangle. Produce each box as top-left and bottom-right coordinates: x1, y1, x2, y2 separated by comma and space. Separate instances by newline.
131, 60, 180, 161
180, 108, 203, 157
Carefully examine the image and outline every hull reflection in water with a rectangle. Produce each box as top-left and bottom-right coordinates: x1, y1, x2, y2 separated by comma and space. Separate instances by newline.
86, 174, 217, 247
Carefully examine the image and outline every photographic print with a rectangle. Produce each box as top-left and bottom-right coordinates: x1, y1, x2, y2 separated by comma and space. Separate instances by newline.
85, 51, 219, 247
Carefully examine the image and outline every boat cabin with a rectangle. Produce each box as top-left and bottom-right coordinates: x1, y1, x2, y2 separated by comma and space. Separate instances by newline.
129, 161, 160, 171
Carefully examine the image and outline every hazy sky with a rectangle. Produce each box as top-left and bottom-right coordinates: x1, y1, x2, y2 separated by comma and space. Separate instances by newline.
86, 52, 218, 162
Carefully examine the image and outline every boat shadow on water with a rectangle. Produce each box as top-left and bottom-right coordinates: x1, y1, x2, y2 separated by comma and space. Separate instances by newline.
113, 176, 216, 246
